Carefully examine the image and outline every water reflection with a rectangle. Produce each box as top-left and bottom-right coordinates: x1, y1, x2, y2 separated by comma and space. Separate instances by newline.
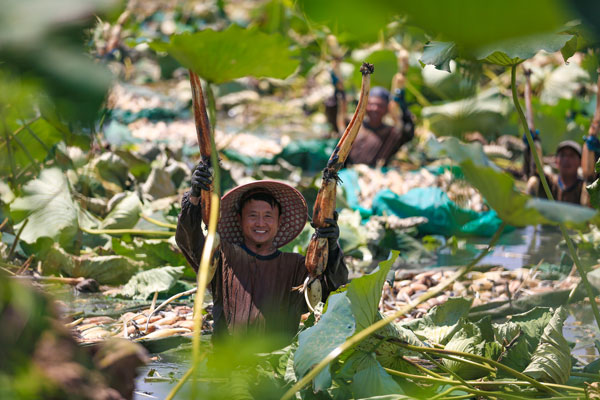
433, 225, 568, 270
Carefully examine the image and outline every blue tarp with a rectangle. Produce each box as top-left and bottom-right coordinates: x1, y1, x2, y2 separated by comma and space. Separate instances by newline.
339, 168, 507, 237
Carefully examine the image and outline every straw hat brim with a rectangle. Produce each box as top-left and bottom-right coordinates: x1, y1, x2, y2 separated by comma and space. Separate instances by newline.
218, 180, 308, 248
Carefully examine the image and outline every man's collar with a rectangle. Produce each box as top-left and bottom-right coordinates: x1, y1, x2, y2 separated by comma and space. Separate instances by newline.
240, 242, 281, 260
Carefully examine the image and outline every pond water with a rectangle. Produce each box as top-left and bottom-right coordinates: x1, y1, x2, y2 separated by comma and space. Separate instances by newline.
432, 225, 568, 270
47, 224, 598, 399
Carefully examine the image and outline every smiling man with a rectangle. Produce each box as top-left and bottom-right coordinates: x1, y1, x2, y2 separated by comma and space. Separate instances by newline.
175, 164, 348, 343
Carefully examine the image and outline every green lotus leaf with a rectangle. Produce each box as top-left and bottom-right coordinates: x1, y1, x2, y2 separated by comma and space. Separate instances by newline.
402, 297, 473, 345
492, 307, 553, 373
119, 266, 185, 300
349, 353, 404, 398
422, 90, 509, 138
43, 245, 139, 285
523, 307, 571, 384
100, 192, 142, 230
346, 251, 397, 331
10, 168, 78, 248
442, 321, 489, 379
294, 292, 356, 392
475, 33, 573, 66
419, 41, 457, 73
152, 24, 299, 84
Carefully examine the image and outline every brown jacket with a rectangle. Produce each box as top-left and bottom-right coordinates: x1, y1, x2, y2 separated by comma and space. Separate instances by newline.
325, 96, 414, 167
346, 121, 414, 166
527, 174, 590, 206
175, 192, 348, 342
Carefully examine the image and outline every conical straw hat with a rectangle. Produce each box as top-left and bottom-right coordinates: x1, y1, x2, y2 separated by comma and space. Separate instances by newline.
218, 180, 308, 248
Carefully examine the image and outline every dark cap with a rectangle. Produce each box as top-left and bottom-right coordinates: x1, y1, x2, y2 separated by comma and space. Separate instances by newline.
370, 86, 390, 103
556, 140, 582, 157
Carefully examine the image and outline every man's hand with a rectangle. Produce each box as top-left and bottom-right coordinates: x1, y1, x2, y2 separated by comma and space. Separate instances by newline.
313, 211, 340, 251
191, 163, 212, 197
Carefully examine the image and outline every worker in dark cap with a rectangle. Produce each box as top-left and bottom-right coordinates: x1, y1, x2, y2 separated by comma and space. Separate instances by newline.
325, 85, 415, 167
527, 140, 590, 206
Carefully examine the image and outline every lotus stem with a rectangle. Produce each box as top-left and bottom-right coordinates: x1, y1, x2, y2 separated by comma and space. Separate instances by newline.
193, 80, 221, 400
165, 365, 195, 400
422, 352, 475, 389
511, 64, 600, 333
3, 119, 17, 186
139, 213, 177, 229
8, 218, 28, 259
392, 341, 560, 395
145, 287, 197, 333
280, 223, 506, 400
570, 371, 600, 380
80, 227, 174, 236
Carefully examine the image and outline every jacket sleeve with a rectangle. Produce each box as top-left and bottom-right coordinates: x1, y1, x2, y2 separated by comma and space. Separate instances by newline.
320, 242, 349, 300
175, 191, 206, 273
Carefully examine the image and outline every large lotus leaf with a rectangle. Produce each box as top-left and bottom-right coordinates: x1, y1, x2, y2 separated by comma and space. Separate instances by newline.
152, 24, 299, 84
43, 245, 139, 285
10, 168, 78, 248
401, 297, 472, 345
350, 50, 397, 89
141, 167, 176, 200
540, 63, 589, 105
475, 33, 573, 66
523, 307, 571, 384
119, 266, 185, 300
426, 136, 497, 169
560, 23, 599, 61
346, 251, 397, 331
525, 198, 597, 225
421, 90, 509, 138
492, 307, 553, 373
338, 209, 368, 254
349, 353, 404, 398
294, 293, 356, 392
442, 321, 489, 380
100, 192, 142, 229
92, 152, 130, 189
114, 149, 151, 180
420, 42, 457, 73
421, 63, 477, 101
0, 181, 15, 204
299, 0, 568, 48
589, 178, 600, 210
111, 238, 187, 269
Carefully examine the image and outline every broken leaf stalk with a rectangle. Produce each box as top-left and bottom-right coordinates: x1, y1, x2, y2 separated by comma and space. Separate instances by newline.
304, 62, 373, 310
166, 73, 222, 400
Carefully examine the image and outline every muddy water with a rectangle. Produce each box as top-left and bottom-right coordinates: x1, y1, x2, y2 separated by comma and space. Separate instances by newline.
433, 225, 567, 269
47, 224, 597, 398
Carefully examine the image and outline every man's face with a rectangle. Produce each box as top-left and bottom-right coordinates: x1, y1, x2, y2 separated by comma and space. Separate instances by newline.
557, 147, 580, 177
239, 199, 280, 249
366, 96, 388, 126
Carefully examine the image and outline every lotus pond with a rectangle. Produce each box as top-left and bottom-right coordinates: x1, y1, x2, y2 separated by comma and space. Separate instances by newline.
3, 0, 600, 399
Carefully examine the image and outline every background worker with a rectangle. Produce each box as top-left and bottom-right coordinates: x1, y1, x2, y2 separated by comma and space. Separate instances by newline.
325, 84, 415, 167
527, 140, 590, 206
